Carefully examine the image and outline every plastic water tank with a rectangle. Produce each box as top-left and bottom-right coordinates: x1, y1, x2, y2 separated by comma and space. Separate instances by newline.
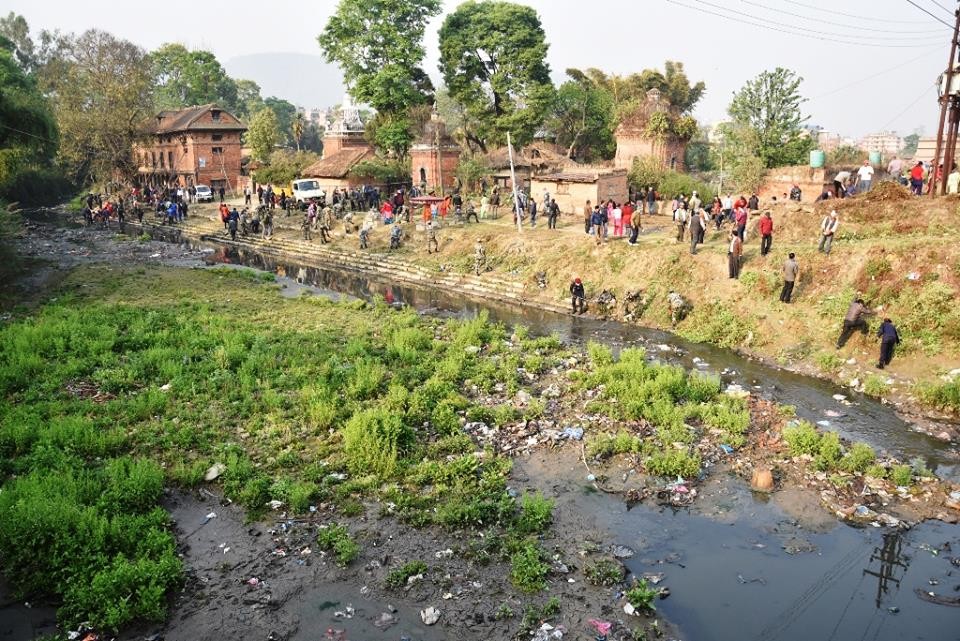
868, 151, 882, 166
810, 150, 825, 168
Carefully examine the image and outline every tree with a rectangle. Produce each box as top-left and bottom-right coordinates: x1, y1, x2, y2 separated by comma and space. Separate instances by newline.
0, 12, 35, 71
149, 43, 238, 112
247, 108, 280, 161
292, 111, 305, 151
320, 0, 441, 154
903, 132, 920, 157
263, 97, 297, 146
234, 79, 265, 121
438, 0, 553, 151
567, 62, 705, 120
301, 122, 323, 154
42, 30, 154, 184
547, 72, 615, 161
728, 68, 812, 168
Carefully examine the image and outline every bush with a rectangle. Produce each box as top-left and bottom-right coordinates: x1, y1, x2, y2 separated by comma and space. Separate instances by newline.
840, 442, 876, 473
782, 421, 821, 456
513, 493, 554, 535
891, 464, 913, 486
252, 150, 320, 186
341, 406, 413, 478
626, 579, 658, 613
385, 560, 427, 589
316, 523, 360, 565
585, 559, 624, 586
645, 449, 701, 478
510, 542, 550, 593
814, 432, 842, 471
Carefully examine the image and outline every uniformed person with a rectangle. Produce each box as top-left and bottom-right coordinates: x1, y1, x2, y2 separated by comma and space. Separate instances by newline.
474, 239, 486, 275
319, 206, 332, 244
301, 212, 312, 240
426, 220, 439, 254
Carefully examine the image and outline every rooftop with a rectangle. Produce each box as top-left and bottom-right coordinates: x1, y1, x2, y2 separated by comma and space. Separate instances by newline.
151, 104, 246, 135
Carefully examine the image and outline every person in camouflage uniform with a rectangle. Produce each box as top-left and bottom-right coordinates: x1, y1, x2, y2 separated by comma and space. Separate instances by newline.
426, 220, 439, 254
301, 212, 312, 240
318, 206, 332, 244
474, 238, 486, 275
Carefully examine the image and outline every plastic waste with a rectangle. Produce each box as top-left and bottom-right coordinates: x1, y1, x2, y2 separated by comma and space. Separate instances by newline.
532, 623, 564, 641
720, 444, 734, 455
562, 426, 585, 440
420, 606, 440, 625
588, 619, 612, 637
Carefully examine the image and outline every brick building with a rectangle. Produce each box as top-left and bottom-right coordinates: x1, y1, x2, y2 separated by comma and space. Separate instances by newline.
410, 111, 460, 194
134, 104, 246, 194
614, 89, 687, 172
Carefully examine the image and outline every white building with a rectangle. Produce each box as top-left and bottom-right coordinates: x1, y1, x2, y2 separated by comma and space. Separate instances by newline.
859, 131, 903, 156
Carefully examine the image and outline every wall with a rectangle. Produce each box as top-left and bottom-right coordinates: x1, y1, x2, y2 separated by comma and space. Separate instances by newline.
410, 145, 460, 193
614, 134, 687, 172
758, 165, 827, 203
134, 129, 244, 192
322, 133, 371, 158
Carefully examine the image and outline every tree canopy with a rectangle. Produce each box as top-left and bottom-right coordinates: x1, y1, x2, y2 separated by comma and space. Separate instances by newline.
247, 108, 280, 162
149, 43, 239, 114
727, 67, 812, 168
438, 0, 553, 151
547, 72, 615, 161
320, 0, 441, 154
567, 62, 706, 121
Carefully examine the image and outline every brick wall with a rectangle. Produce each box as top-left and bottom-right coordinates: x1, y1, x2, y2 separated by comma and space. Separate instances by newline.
614, 134, 687, 172
410, 146, 460, 193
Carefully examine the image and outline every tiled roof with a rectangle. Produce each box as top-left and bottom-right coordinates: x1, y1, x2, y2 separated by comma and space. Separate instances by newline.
301, 147, 378, 179
152, 104, 246, 134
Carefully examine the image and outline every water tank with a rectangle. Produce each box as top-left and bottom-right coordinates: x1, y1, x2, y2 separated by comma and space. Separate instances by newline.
810, 150, 825, 168
868, 151, 882, 166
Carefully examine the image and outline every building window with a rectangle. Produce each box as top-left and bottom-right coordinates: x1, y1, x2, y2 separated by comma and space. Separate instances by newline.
419, 167, 427, 184
212, 147, 223, 155
168, 151, 173, 167
151, 151, 156, 167
211, 109, 221, 122
556, 182, 569, 195
160, 152, 165, 168
212, 134, 222, 142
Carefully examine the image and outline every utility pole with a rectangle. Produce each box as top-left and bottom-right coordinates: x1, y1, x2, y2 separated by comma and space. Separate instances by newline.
507, 132, 523, 234
930, 7, 960, 197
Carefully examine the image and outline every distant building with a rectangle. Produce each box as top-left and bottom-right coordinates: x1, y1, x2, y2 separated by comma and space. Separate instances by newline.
409, 111, 460, 194
531, 170, 628, 214
614, 89, 688, 172
859, 131, 903, 156
134, 104, 246, 193
321, 96, 369, 158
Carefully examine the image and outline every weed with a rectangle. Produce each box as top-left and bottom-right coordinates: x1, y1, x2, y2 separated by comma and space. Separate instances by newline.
782, 421, 821, 456
385, 560, 428, 589
814, 432, 843, 471
509, 541, 550, 593
494, 604, 515, 620
587, 431, 645, 459
645, 449, 701, 478
909, 456, 933, 478
316, 523, 360, 566
862, 374, 888, 398
626, 579, 658, 613
865, 464, 888, 479
840, 443, 876, 473
341, 406, 412, 478
814, 351, 844, 373
585, 559, 624, 586
513, 493, 554, 535
891, 464, 913, 486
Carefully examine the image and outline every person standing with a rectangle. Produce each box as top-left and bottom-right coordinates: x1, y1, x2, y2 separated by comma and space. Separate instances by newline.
909, 161, 925, 195
789, 185, 802, 201
570, 278, 586, 314
591, 205, 604, 245
628, 206, 642, 245
887, 156, 902, 181
689, 191, 702, 214
780, 252, 799, 303
857, 160, 875, 193
219, 186, 226, 203
818, 210, 839, 254
547, 199, 560, 229
747, 193, 759, 211
474, 239, 486, 275
244, 185, 252, 205
948, 165, 960, 194
674, 203, 687, 242
622, 201, 633, 234
697, 207, 707, 245
735, 205, 748, 241
646, 187, 657, 215
837, 298, 873, 348
758, 211, 774, 256
612, 202, 623, 237
426, 220, 439, 254
876, 318, 900, 369
528, 197, 537, 228
728, 231, 742, 279
688, 206, 702, 254
583, 200, 593, 234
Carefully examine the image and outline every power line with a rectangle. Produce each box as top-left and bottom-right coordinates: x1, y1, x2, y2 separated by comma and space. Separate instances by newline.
880, 84, 937, 130
811, 47, 943, 99
928, 0, 956, 17
667, 0, 939, 48
905, 0, 956, 28
741, 0, 947, 35
784, 0, 937, 24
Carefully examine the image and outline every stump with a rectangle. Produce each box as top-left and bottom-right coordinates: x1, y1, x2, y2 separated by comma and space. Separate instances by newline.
751, 467, 774, 492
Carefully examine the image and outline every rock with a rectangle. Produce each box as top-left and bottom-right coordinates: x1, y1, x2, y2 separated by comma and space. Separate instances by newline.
515, 390, 532, 406
725, 384, 750, 399
610, 545, 635, 559
204, 463, 226, 481
464, 345, 481, 354
420, 606, 440, 626
751, 467, 774, 492
623, 603, 637, 616
542, 383, 561, 398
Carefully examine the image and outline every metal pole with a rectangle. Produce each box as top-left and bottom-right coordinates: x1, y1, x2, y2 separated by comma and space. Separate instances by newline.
931, 9, 960, 197
507, 132, 523, 234
944, 101, 960, 193
435, 126, 444, 198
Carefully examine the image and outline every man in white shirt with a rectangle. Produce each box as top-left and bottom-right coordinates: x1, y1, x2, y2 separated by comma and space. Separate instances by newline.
857, 161, 875, 193
948, 166, 960, 194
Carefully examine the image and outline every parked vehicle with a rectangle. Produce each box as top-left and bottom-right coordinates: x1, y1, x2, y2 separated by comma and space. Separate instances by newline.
291, 178, 325, 207
195, 185, 214, 202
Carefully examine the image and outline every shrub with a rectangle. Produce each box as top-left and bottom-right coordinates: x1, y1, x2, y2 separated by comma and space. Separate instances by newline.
341, 406, 413, 478
316, 523, 360, 566
891, 464, 913, 486
840, 442, 876, 473
782, 421, 821, 456
645, 449, 701, 479
865, 464, 888, 479
587, 341, 614, 367
814, 432, 842, 471
862, 374, 888, 398
626, 579, 658, 613
587, 431, 645, 459
385, 560, 428, 589
513, 493, 554, 535
585, 559, 624, 586
510, 542, 550, 593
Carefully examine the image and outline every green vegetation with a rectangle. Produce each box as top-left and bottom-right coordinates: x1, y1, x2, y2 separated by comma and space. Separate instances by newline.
582, 347, 745, 478
316, 523, 360, 566
385, 560, 428, 589
626, 579, 658, 613
585, 559, 624, 586
0, 266, 577, 630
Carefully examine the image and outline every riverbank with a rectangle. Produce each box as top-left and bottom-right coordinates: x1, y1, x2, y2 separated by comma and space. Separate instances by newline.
2, 218, 959, 641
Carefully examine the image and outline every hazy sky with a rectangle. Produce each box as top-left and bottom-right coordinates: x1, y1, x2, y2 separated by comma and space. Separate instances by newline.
7, 0, 955, 138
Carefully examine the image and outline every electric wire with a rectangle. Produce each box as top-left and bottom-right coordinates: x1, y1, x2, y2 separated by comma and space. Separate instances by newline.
880, 84, 937, 130
666, 0, 939, 48
740, 0, 947, 35
928, 0, 956, 17
811, 47, 943, 99
784, 0, 938, 24
905, 0, 956, 28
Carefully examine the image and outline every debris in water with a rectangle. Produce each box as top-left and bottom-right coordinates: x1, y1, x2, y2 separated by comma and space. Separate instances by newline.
641, 572, 666, 585
610, 545, 635, 559
420, 606, 440, 625
737, 574, 767, 585
832, 394, 847, 401
816, 420, 832, 427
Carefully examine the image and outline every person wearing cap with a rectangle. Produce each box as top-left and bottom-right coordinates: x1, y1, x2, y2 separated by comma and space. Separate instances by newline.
818, 210, 839, 254
876, 317, 900, 369
570, 278, 586, 314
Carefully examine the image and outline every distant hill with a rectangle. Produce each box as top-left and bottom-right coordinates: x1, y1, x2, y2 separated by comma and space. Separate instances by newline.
224, 52, 345, 108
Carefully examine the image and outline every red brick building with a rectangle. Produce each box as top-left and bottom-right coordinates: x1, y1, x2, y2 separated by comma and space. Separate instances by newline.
410, 112, 460, 194
134, 104, 246, 194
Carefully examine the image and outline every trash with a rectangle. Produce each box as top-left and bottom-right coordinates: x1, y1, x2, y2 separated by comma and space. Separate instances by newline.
816, 420, 832, 428
268, 500, 284, 510
906, 272, 920, 281
532, 623, 564, 641
610, 545, 635, 559
852, 505, 877, 520
562, 426, 584, 440
719, 444, 735, 455
751, 467, 774, 492
658, 587, 670, 599
824, 410, 842, 418
246, 577, 260, 586
737, 574, 767, 585
434, 548, 453, 559
326, 473, 348, 482
333, 605, 355, 619
623, 602, 637, 616
373, 612, 397, 629
442, 592, 454, 600
159, 383, 171, 391
875, 513, 901, 528
420, 606, 441, 625
641, 572, 666, 585
204, 463, 226, 481
586, 473, 596, 482
887, 606, 899, 614
202, 512, 217, 524
832, 394, 847, 401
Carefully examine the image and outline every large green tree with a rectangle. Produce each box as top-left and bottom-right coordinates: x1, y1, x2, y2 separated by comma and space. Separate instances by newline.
234, 79, 265, 121
438, 0, 553, 151
547, 71, 615, 161
149, 43, 239, 113
42, 30, 154, 184
320, 0, 441, 154
728, 67, 812, 168
567, 62, 705, 121
247, 108, 280, 162
263, 96, 297, 146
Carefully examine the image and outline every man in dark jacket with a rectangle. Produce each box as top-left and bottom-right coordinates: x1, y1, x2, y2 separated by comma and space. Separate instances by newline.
570, 278, 586, 314
836, 298, 873, 348
876, 318, 900, 369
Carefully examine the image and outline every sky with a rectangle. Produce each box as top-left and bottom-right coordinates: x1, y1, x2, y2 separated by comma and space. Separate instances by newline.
6, 0, 955, 139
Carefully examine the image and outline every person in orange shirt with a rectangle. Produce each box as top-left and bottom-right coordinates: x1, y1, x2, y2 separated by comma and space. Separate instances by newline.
440, 196, 450, 219
423, 204, 431, 223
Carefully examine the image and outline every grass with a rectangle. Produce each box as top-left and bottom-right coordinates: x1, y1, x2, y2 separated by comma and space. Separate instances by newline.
585, 559, 624, 586
0, 265, 575, 631
384, 560, 428, 589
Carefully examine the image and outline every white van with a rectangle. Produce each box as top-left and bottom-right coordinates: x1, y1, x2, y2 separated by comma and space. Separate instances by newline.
291, 178, 326, 206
